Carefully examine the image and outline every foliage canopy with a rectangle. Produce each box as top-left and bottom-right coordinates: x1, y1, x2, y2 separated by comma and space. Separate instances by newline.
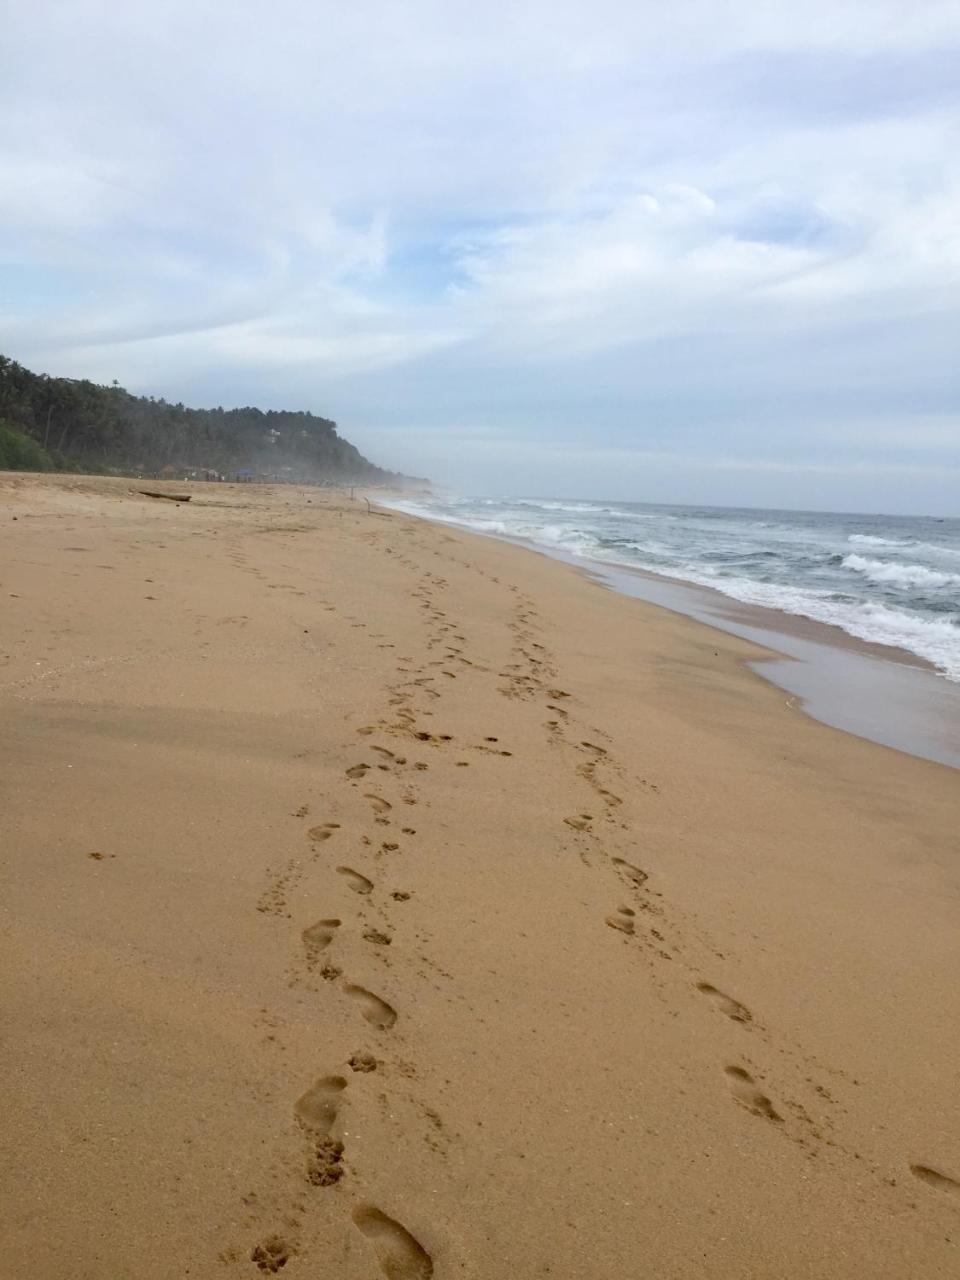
0, 354, 395, 482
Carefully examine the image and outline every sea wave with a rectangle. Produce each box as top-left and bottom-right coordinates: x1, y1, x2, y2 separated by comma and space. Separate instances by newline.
848, 534, 911, 548
383, 502, 609, 555
514, 499, 657, 520
842, 554, 960, 590
848, 533, 960, 561
914, 541, 960, 561
619, 563, 960, 680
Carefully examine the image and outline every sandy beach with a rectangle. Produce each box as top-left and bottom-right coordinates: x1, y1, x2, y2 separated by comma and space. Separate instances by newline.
2, 471, 958, 1279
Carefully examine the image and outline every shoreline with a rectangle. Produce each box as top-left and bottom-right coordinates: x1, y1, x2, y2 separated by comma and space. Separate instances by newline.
591, 559, 960, 770
3, 472, 959, 1279
379, 496, 960, 769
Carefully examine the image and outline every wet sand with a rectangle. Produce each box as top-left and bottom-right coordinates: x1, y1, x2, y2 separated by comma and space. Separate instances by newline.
2, 472, 959, 1279
594, 562, 960, 769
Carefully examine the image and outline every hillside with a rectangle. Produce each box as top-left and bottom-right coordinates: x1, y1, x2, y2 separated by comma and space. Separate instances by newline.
0, 353, 400, 484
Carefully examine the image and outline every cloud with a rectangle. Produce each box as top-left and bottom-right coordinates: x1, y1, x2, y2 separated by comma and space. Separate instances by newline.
2, 0, 959, 508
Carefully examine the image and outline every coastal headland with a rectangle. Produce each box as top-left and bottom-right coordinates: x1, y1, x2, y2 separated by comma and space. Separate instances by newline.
2, 472, 958, 1278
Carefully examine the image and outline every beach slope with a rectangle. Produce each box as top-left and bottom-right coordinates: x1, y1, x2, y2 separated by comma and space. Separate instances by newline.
1, 473, 958, 1278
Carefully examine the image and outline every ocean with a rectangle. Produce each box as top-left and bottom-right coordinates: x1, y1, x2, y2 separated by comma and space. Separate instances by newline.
385, 494, 960, 683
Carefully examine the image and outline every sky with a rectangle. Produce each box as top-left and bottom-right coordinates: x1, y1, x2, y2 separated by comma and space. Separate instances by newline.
2, 1, 959, 513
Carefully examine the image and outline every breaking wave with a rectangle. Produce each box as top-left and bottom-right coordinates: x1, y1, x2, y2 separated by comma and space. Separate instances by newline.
384, 494, 960, 681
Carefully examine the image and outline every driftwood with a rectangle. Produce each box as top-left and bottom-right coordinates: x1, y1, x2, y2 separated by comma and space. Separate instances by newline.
138, 490, 191, 503
362, 496, 392, 517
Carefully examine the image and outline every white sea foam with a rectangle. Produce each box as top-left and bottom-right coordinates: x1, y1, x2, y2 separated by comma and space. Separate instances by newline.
848, 534, 911, 548
848, 534, 960, 561
842, 554, 960, 590
515, 499, 649, 519
517, 500, 602, 513
622, 564, 960, 681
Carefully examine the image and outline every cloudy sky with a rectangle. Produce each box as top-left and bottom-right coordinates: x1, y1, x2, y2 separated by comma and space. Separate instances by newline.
3, 1, 959, 511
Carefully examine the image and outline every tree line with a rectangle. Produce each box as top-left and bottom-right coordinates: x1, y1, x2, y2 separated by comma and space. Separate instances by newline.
0, 353, 398, 482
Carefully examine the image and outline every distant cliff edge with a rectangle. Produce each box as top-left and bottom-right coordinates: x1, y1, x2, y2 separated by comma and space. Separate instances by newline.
0, 353, 424, 487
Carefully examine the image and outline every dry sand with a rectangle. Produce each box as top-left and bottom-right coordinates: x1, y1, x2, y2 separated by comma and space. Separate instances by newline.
1, 472, 958, 1279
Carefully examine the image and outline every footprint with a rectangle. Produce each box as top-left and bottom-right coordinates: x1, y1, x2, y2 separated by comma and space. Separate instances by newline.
697, 982, 752, 1025
344, 984, 397, 1030
251, 1235, 294, 1273
346, 763, 370, 779
724, 1066, 782, 1122
307, 822, 340, 843
302, 918, 341, 954
563, 814, 592, 831
295, 1075, 346, 1133
295, 1076, 347, 1187
364, 794, 393, 813
910, 1165, 960, 1200
349, 1051, 378, 1073
363, 928, 392, 946
371, 745, 395, 759
308, 1135, 345, 1186
337, 866, 374, 895
352, 1206, 433, 1279
611, 857, 648, 887
605, 906, 635, 935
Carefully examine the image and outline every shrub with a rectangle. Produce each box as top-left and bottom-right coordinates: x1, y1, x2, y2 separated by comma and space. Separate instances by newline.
0, 420, 55, 472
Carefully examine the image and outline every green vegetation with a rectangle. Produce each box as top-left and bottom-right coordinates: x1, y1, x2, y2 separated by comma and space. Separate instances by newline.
0, 353, 397, 483
0, 421, 60, 472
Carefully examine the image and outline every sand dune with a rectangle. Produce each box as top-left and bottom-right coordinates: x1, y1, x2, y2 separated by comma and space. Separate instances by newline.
1, 473, 958, 1278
